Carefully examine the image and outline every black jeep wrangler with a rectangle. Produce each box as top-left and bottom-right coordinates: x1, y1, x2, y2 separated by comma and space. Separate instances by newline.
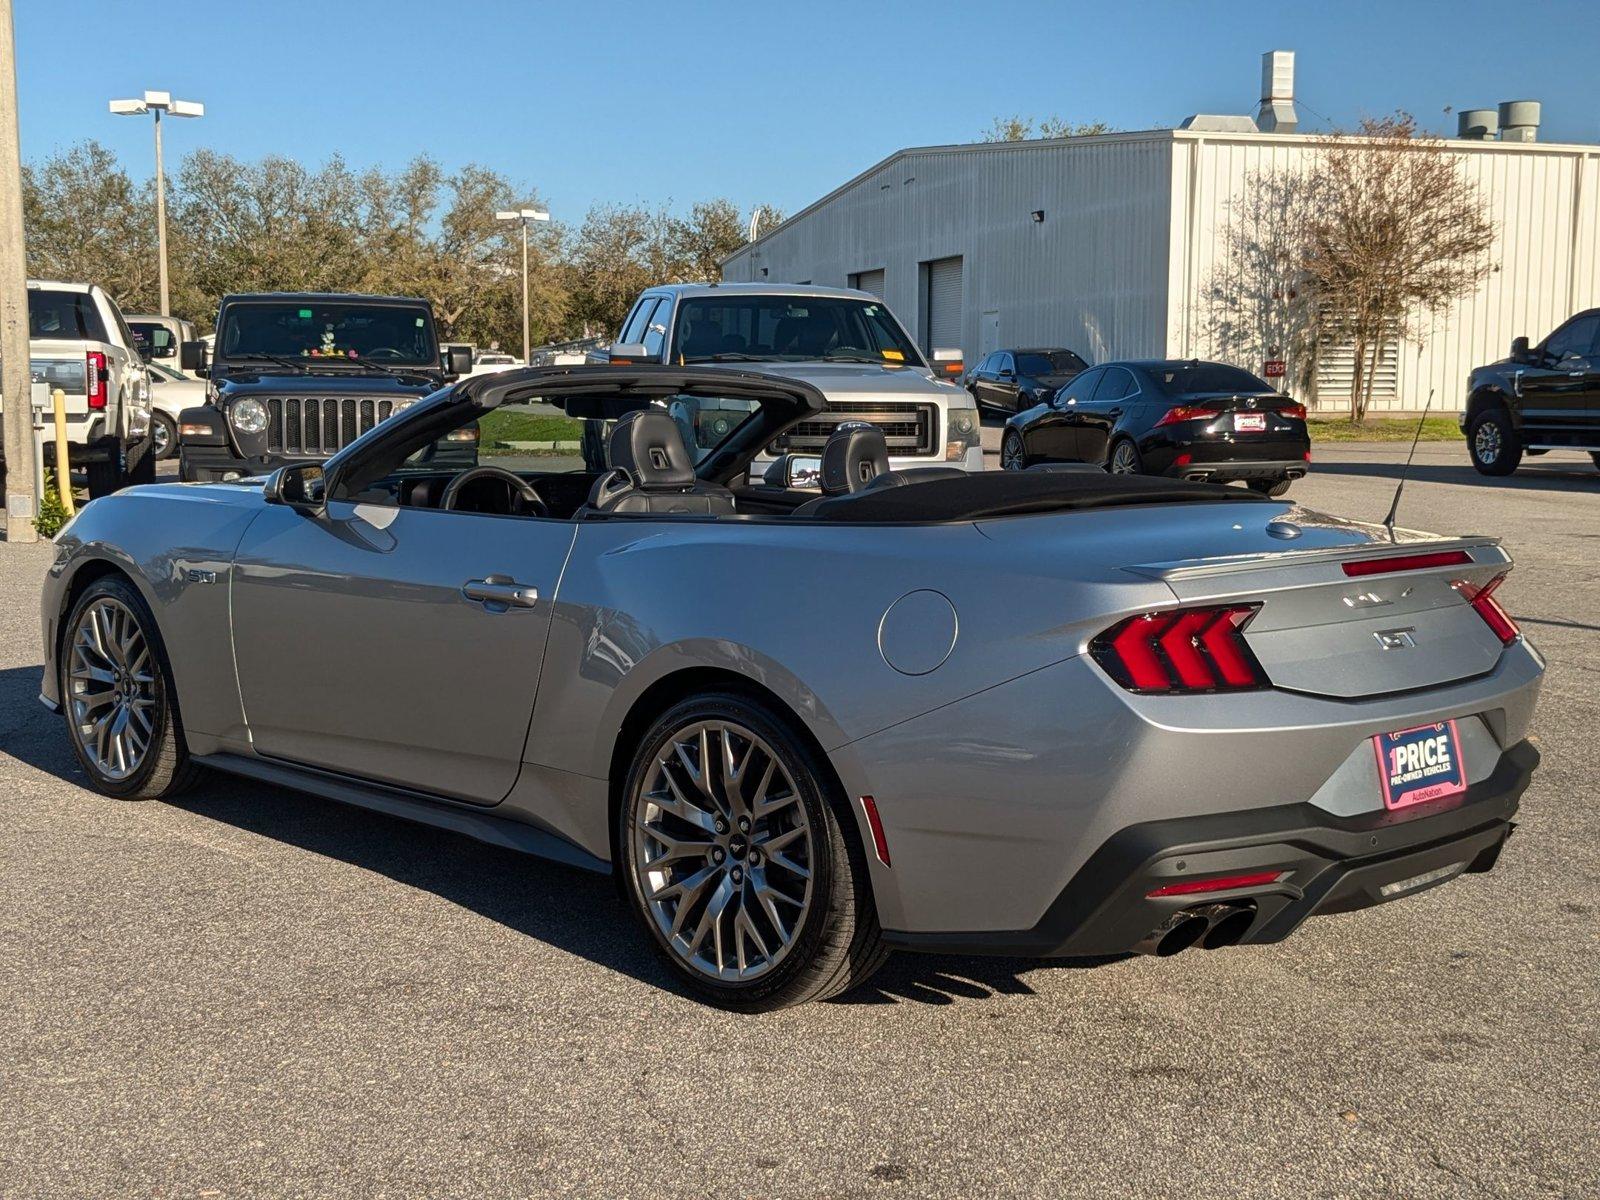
177, 293, 472, 482
1463, 308, 1600, 476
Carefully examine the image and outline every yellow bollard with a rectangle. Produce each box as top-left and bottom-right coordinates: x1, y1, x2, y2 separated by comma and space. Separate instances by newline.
51, 387, 75, 518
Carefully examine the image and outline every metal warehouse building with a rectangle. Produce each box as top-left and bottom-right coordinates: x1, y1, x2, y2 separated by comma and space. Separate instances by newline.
720, 64, 1600, 414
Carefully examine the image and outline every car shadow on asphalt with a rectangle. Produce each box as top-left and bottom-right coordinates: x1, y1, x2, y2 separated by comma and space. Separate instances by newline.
1309, 458, 1598, 491
4, 661, 1120, 1008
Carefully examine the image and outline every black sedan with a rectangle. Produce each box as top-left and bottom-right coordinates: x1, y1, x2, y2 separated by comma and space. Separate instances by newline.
1000, 360, 1311, 496
968, 347, 1089, 413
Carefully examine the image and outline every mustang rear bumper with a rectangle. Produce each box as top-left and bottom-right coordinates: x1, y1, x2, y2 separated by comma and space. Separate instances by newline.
883, 739, 1536, 957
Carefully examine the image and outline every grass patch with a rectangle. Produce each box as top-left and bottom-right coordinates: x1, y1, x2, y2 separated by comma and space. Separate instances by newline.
1308, 416, 1462, 443
477, 409, 582, 446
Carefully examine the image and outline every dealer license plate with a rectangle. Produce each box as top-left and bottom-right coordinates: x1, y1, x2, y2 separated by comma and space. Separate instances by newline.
1234, 413, 1267, 433
1373, 720, 1467, 810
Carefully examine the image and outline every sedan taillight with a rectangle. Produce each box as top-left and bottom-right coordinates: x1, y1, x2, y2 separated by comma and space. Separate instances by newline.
1091, 605, 1268, 693
1153, 405, 1219, 428
1454, 572, 1520, 645
86, 350, 108, 410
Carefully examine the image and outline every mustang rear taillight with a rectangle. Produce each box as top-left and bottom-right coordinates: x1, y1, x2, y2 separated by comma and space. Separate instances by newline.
1092, 605, 1268, 693
1153, 404, 1219, 428
1342, 550, 1472, 577
1454, 572, 1520, 645
85, 350, 108, 410
1148, 870, 1287, 898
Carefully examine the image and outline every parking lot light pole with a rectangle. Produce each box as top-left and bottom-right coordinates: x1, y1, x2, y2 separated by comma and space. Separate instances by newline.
110, 91, 203, 317
495, 207, 549, 364
0, 0, 39, 541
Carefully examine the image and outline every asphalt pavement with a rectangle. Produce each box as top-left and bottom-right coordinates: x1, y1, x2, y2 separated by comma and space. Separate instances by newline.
1, 443, 1596, 1198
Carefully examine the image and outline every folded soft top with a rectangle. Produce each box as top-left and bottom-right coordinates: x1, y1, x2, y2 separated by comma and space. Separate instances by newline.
795, 470, 1271, 523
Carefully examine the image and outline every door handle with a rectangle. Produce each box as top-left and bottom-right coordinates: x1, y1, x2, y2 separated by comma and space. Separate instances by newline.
1107, 408, 1123, 417
462, 576, 539, 609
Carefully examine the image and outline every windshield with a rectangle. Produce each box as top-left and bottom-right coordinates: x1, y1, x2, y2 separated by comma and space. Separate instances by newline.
1016, 350, 1087, 376
1152, 363, 1273, 396
674, 296, 922, 366
28, 290, 107, 341
219, 301, 439, 365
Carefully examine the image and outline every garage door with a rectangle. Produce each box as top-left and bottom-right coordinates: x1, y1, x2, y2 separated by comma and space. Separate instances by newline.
851, 269, 885, 298
923, 256, 962, 353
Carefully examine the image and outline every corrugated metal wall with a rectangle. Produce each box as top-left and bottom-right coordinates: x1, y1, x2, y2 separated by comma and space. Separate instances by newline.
1171, 132, 1600, 413
722, 136, 1176, 370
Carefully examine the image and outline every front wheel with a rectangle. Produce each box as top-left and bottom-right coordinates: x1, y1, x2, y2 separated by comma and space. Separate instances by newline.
60, 575, 199, 800
618, 693, 887, 1011
1467, 408, 1521, 476
1000, 430, 1028, 471
151, 412, 178, 460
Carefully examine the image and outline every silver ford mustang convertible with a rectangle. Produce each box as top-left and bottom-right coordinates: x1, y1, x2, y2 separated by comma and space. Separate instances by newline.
40, 366, 1544, 1010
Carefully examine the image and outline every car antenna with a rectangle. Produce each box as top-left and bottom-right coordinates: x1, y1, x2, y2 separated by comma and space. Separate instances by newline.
1382, 389, 1433, 541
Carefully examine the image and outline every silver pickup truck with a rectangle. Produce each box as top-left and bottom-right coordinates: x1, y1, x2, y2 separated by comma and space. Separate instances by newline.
594, 284, 981, 477
1, 281, 154, 497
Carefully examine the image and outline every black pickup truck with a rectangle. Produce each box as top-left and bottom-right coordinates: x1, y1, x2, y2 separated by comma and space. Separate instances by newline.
177, 293, 472, 482
1464, 308, 1600, 476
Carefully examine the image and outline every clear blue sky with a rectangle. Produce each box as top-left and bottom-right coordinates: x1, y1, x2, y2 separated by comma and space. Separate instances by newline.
16, 0, 1600, 223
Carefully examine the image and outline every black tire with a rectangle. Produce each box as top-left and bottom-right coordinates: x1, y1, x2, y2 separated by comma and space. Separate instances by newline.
1467, 407, 1521, 476
151, 412, 178, 460
1000, 430, 1028, 471
85, 451, 124, 499
125, 437, 156, 485
59, 575, 200, 801
1108, 438, 1144, 475
617, 691, 887, 1012
1247, 477, 1293, 498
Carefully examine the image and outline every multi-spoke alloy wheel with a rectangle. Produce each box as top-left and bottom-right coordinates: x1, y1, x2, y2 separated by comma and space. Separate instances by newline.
60, 577, 198, 800
1110, 440, 1141, 474
633, 720, 814, 982
620, 694, 887, 1010
68, 597, 157, 780
1000, 432, 1026, 471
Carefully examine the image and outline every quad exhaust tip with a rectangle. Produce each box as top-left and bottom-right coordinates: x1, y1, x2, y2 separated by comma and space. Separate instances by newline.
1137, 902, 1257, 956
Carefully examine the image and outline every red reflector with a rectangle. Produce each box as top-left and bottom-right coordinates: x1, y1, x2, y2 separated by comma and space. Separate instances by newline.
1342, 550, 1472, 577
1173, 452, 1192, 467
1304, 450, 1312, 462
1455, 573, 1519, 645
1148, 871, 1286, 898
1092, 605, 1267, 693
859, 796, 891, 867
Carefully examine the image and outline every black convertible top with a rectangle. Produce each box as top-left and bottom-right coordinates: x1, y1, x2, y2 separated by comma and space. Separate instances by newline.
799, 470, 1272, 523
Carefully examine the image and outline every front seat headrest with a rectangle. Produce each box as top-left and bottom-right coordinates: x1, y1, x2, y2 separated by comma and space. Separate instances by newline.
820, 422, 889, 496
609, 409, 695, 490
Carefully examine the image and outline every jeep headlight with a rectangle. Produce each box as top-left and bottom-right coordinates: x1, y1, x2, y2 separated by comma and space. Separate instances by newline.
230, 397, 268, 434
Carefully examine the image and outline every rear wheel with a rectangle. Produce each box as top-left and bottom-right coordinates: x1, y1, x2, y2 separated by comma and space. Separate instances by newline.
85, 452, 123, 499
1247, 477, 1292, 498
1000, 430, 1027, 471
618, 692, 887, 1011
1109, 439, 1143, 475
1467, 408, 1521, 476
60, 576, 199, 800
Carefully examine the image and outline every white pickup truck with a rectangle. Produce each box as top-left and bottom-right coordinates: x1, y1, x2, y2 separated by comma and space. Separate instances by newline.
594, 284, 981, 476
1, 281, 154, 497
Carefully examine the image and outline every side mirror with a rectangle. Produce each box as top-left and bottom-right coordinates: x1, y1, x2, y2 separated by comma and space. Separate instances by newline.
998, 367, 1015, 379
1511, 336, 1531, 363
608, 342, 651, 365
264, 463, 326, 513
179, 340, 207, 372
930, 347, 964, 379
445, 346, 473, 377
763, 453, 822, 489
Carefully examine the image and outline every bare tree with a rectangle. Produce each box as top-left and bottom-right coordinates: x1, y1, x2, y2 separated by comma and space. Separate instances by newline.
1302, 115, 1495, 420
980, 116, 1112, 142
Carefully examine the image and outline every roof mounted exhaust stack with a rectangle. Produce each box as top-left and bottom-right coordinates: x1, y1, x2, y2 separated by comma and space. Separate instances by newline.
1498, 100, 1540, 142
1256, 50, 1297, 134
1457, 109, 1499, 140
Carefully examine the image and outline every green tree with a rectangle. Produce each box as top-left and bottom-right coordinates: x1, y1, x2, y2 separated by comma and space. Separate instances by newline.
980, 116, 1113, 142
22, 140, 160, 310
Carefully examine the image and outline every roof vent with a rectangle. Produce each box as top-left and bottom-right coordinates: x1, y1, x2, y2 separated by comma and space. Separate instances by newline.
1457, 109, 1499, 140
1179, 113, 1260, 133
1498, 100, 1540, 143
1256, 50, 1297, 134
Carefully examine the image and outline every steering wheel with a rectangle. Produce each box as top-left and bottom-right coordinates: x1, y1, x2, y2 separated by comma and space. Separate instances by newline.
440, 466, 548, 517
365, 347, 404, 359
